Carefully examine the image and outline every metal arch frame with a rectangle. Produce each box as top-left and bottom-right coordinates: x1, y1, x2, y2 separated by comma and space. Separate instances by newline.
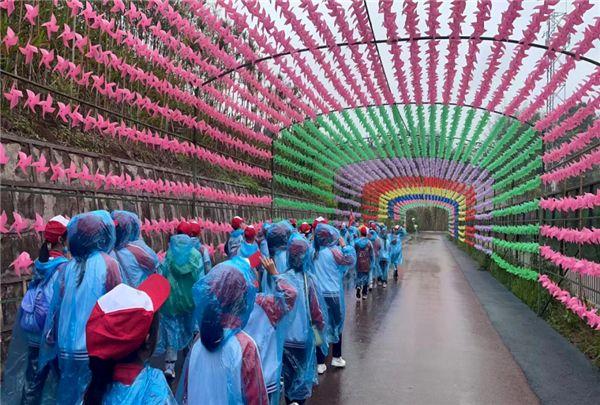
203, 35, 600, 86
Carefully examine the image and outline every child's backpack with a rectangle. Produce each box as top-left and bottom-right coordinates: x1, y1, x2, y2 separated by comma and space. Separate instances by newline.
355, 242, 372, 273
19, 282, 50, 334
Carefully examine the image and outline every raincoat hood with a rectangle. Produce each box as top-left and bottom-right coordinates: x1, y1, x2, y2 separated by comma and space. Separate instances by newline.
165, 234, 199, 275
354, 237, 370, 249
314, 223, 340, 249
111, 210, 141, 249
68, 210, 115, 260
287, 236, 310, 272
266, 221, 293, 256
193, 261, 257, 351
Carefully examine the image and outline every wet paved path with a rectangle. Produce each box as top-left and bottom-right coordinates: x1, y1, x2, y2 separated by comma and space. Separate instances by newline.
311, 233, 539, 404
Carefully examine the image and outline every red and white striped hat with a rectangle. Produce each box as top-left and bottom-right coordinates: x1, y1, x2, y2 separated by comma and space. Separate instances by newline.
86, 274, 170, 360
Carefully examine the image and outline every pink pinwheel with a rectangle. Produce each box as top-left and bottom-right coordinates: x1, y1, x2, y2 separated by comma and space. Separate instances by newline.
16, 151, 32, 174
0, 0, 15, 16
10, 252, 33, 277
0, 143, 8, 165
42, 14, 59, 39
31, 154, 49, 174
50, 162, 65, 182
18, 42, 38, 64
11, 212, 30, 236
56, 102, 72, 123
39, 48, 54, 69
24, 89, 41, 113
0, 211, 8, 233
2, 26, 18, 50
3, 85, 22, 109
33, 213, 46, 233
65, 162, 79, 184
58, 24, 75, 47
24, 3, 39, 25
39, 94, 55, 118
66, 0, 82, 17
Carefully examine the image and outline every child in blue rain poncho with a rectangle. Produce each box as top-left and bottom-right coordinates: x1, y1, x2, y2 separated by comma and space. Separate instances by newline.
179, 261, 268, 405
257, 222, 271, 257
84, 275, 175, 405
238, 225, 259, 258
390, 225, 408, 279
2, 216, 70, 405
368, 228, 382, 289
244, 253, 297, 404
312, 223, 356, 374
281, 237, 326, 404
38, 210, 122, 405
263, 220, 293, 293
110, 210, 159, 287
183, 220, 213, 273
224, 216, 246, 258
353, 225, 374, 300
378, 226, 391, 287
157, 234, 203, 380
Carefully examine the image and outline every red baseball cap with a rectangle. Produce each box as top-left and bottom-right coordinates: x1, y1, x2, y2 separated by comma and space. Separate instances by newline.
231, 216, 245, 230
289, 218, 297, 228
44, 215, 69, 244
312, 216, 328, 230
359, 225, 368, 236
86, 274, 171, 361
187, 220, 201, 237
176, 221, 191, 235
299, 222, 311, 234
244, 225, 257, 242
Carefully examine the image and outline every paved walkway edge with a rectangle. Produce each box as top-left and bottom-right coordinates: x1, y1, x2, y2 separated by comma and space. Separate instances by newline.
445, 239, 600, 405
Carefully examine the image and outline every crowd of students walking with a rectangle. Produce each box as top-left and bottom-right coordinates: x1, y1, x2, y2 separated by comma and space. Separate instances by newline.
3, 210, 407, 405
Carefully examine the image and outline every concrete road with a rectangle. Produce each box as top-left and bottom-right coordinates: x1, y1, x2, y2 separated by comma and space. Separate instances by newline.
311, 233, 539, 405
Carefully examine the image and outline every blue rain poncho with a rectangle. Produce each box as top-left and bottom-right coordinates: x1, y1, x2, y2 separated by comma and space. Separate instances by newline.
179, 261, 268, 405
157, 234, 203, 353
280, 237, 326, 402
191, 236, 213, 272
243, 254, 297, 402
368, 230, 382, 279
389, 227, 407, 265
225, 228, 244, 258
378, 227, 391, 280
103, 364, 176, 405
110, 211, 159, 287
313, 224, 355, 344
263, 221, 293, 292
40, 210, 122, 405
2, 253, 68, 404
353, 237, 374, 288
239, 240, 259, 258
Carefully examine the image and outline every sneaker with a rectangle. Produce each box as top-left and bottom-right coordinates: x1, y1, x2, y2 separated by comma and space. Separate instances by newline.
289, 402, 300, 405
393, 270, 398, 279
317, 363, 327, 375
377, 280, 383, 286
383, 281, 387, 288
362, 292, 368, 300
356, 288, 361, 301
368, 282, 373, 291
331, 357, 346, 368
164, 362, 176, 380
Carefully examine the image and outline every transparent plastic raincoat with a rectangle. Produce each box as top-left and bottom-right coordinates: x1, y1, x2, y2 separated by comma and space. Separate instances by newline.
280, 237, 327, 402
191, 236, 212, 272
179, 261, 267, 405
353, 236, 374, 288
264, 221, 293, 292
39, 210, 122, 404
2, 252, 68, 404
103, 365, 176, 405
313, 224, 356, 344
368, 230, 382, 280
225, 228, 244, 258
110, 211, 159, 287
390, 227, 408, 266
378, 226, 391, 280
157, 234, 203, 354
242, 253, 297, 403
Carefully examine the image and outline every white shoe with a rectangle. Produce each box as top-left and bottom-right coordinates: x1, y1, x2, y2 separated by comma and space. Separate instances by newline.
289, 402, 300, 405
331, 357, 346, 368
164, 362, 176, 379
317, 363, 327, 374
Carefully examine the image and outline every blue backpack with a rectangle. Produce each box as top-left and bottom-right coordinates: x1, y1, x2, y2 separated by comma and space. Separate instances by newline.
20, 282, 50, 334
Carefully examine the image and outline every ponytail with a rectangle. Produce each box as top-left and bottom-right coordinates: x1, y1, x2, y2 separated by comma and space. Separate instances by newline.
38, 242, 50, 263
84, 357, 115, 405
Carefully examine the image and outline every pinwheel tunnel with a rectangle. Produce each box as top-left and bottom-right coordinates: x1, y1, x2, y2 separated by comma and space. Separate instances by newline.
0, 0, 599, 388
